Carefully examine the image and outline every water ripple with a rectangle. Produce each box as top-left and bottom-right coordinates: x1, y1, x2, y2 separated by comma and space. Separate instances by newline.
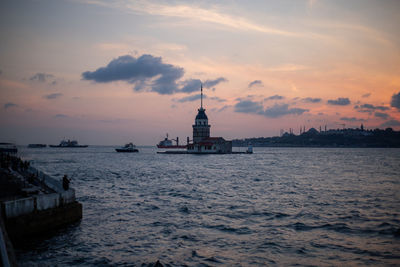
16, 147, 400, 266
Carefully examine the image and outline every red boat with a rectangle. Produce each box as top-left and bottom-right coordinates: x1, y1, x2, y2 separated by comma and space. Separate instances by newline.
157, 134, 187, 149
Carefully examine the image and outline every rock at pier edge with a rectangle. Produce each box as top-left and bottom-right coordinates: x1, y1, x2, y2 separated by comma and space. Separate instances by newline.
0, 152, 82, 250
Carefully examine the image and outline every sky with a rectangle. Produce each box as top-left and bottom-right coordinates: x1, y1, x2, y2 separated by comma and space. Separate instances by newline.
1, 0, 400, 145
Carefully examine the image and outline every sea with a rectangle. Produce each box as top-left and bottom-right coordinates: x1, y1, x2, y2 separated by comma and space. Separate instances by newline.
15, 146, 400, 266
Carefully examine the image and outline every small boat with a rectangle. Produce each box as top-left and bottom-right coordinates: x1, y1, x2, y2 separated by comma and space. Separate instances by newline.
49, 139, 88, 148
28, 144, 47, 148
157, 134, 187, 149
115, 143, 139, 152
0, 142, 18, 153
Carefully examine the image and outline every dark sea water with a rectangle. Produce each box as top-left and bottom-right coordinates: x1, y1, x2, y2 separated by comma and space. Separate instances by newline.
16, 147, 400, 266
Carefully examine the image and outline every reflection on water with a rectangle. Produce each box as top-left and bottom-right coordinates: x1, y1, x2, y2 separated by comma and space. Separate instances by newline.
17, 147, 400, 266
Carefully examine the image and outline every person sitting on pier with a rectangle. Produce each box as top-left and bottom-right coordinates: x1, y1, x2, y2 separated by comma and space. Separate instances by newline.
62, 175, 70, 190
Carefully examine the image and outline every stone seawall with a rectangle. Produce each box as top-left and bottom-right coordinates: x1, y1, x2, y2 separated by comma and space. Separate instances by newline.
5, 201, 82, 243
2, 188, 76, 219
0, 156, 82, 247
0, 213, 17, 267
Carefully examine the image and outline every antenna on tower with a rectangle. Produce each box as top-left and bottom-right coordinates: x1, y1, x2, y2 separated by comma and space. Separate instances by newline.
201, 83, 203, 109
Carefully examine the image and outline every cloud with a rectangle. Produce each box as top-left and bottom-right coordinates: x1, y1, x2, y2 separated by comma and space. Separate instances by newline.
175, 93, 225, 103
180, 77, 226, 93
355, 109, 373, 114
83, 54, 226, 95
234, 100, 308, 118
340, 117, 365, 122
209, 96, 226, 102
203, 77, 227, 88
327, 97, 350, 106
356, 103, 389, 111
4, 102, 18, 109
265, 95, 284, 101
374, 112, 389, 119
54, 114, 69, 118
176, 94, 204, 103
179, 78, 226, 93
217, 105, 230, 112
264, 104, 308, 118
179, 79, 201, 93
82, 54, 184, 95
248, 80, 263, 88
380, 119, 400, 128
266, 64, 308, 72
94, 2, 302, 38
391, 92, 400, 110
44, 93, 63, 99
362, 93, 371, 98
30, 73, 54, 82
234, 100, 264, 114
0, 70, 2, 75
303, 97, 321, 103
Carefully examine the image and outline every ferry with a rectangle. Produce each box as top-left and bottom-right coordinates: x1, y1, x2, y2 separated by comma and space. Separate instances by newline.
115, 143, 139, 153
49, 139, 88, 148
157, 134, 187, 149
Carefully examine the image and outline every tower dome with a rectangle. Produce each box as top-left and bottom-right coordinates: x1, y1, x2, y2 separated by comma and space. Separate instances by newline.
195, 108, 208, 120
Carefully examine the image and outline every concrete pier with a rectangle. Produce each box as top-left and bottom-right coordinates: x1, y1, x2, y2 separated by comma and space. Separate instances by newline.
5, 201, 82, 243
0, 153, 82, 247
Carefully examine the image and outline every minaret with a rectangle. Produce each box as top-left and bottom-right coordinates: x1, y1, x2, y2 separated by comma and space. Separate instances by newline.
192, 83, 211, 143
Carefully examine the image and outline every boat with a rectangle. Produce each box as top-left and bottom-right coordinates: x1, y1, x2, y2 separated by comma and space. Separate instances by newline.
157, 134, 187, 149
49, 139, 88, 148
115, 143, 138, 152
0, 142, 18, 153
28, 144, 47, 148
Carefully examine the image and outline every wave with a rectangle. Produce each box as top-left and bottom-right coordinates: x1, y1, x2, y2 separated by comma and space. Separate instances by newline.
289, 221, 400, 237
202, 223, 252, 235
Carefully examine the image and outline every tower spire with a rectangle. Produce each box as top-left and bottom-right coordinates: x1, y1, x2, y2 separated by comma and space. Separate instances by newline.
201, 83, 203, 109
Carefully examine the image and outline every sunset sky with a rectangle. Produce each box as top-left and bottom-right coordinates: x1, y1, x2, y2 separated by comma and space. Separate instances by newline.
1, 0, 400, 145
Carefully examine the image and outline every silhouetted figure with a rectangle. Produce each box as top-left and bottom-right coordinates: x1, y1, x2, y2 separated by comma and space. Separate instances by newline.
63, 175, 70, 190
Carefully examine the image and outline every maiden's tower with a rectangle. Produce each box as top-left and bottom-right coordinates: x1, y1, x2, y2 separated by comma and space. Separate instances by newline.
187, 85, 232, 154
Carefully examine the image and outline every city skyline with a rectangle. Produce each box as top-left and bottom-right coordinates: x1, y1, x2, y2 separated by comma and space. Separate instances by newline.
1, 0, 400, 145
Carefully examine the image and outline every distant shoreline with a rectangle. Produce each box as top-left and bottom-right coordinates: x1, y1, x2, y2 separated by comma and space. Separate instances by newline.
233, 127, 400, 148
233, 144, 400, 148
